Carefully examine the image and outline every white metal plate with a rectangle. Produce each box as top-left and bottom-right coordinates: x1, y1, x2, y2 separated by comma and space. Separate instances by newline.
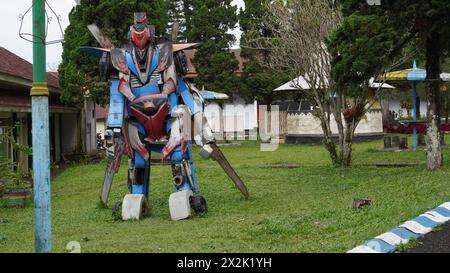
122, 194, 145, 221
169, 190, 193, 221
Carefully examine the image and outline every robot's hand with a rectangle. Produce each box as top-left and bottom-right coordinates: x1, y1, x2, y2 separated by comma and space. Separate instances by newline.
104, 128, 121, 160
199, 143, 214, 160
193, 110, 216, 146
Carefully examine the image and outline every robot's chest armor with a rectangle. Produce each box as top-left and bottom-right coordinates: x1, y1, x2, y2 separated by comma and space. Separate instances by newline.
126, 48, 160, 88
131, 78, 161, 98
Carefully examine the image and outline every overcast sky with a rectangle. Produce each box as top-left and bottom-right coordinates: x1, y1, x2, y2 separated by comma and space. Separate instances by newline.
0, 0, 244, 71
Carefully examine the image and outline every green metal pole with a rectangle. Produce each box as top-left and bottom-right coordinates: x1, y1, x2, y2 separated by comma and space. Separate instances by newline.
31, 0, 52, 253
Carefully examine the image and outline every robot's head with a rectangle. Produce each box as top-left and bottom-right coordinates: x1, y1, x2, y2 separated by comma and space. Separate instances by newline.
130, 12, 154, 50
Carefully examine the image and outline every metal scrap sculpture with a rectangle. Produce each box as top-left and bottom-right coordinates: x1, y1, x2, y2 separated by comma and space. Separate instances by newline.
80, 13, 248, 221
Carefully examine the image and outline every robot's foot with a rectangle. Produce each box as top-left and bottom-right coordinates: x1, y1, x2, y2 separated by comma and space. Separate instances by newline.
169, 190, 208, 221
190, 195, 208, 214
121, 194, 149, 221
169, 190, 194, 221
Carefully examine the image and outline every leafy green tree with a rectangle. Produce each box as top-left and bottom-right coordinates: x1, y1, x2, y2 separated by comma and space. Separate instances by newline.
239, 0, 290, 105
188, 0, 240, 95
167, 0, 193, 42
329, 0, 450, 170
59, 0, 168, 106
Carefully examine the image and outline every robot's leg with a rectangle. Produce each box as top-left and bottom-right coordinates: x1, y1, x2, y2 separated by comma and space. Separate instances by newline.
120, 151, 151, 220
168, 142, 207, 220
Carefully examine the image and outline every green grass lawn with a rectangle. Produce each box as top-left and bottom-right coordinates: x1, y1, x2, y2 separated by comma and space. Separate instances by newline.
1, 137, 449, 253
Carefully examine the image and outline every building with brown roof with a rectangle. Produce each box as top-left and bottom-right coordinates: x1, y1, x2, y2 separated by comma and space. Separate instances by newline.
0, 47, 97, 170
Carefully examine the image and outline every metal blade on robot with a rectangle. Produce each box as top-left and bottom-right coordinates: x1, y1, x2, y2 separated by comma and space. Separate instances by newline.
87, 24, 115, 49
100, 142, 123, 207
209, 143, 249, 199
100, 161, 115, 207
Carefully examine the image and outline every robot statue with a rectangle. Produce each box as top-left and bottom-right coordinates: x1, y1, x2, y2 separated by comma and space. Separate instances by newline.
79, 12, 249, 221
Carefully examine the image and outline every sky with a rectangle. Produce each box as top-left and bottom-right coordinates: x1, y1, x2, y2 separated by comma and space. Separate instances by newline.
0, 0, 245, 71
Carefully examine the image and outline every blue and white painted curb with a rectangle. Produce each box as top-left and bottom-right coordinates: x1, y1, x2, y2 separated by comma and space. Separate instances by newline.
348, 201, 450, 253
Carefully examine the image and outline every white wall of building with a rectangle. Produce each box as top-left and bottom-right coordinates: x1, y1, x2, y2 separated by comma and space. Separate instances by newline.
84, 98, 97, 155
61, 113, 79, 154
287, 110, 383, 135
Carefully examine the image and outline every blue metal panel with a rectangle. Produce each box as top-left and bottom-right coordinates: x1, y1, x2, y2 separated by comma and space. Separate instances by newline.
187, 142, 199, 194
170, 146, 183, 162
363, 239, 396, 253
131, 79, 160, 97
134, 151, 146, 168
168, 92, 178, 113
78, 46, 109, 59
32, 96, 52, 253
165, 119, 171, 134
177, 181, 192, 192
199, 90, 229, 101
390, 227, 420, 240
149, 47, 159, 75
149, 144, 165, 153
126, 52, 139, 76
136, 122, 146, 136
131, 185, 145, 195
107, 80, 124, 128
126, 49, 159, 77
411, 216, 440, 228
177, 77, 200, 115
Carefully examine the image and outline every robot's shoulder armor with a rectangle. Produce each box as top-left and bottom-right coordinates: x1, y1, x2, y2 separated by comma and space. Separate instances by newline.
157, 41, 174, 72
173, 43, 198, 75
110, 48, 130, 75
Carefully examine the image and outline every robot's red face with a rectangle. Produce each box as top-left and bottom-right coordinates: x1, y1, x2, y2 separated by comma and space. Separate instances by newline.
131, 24, 150, 50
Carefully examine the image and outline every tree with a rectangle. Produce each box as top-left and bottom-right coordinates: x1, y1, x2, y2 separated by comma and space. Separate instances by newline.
167, 0, 193, 42
59, 0, 168, 107
247, 0, 398, 166
188, 0, 240, 96
332, 0, 450, 170
239, 0, 290, 105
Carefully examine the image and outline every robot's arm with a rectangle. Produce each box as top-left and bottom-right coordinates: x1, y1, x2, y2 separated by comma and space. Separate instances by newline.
104, 49, 134, 159
190, 85, 216, 147
181, 81, 249, 199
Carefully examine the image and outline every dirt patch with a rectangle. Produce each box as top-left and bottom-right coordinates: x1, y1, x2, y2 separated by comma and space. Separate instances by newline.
406, 221, 450, 253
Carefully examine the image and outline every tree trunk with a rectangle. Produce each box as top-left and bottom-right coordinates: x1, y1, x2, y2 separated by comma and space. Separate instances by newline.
317, 110, 339, 165
425, 31, 443, 171
341, 118, 358, 166
380, 98, 397, 129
